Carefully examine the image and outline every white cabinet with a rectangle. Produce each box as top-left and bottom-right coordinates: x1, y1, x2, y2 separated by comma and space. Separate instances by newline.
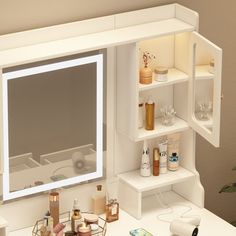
0, 3, 222, 226
115, 7, 222, 219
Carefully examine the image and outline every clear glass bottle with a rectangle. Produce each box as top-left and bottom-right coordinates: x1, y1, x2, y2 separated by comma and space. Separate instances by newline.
106, 199, 119, 223
92, 185, 106, 215
71, 199, 82, 233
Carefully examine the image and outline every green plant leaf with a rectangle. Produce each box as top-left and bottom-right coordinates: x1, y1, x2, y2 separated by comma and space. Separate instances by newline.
231, 221, 236, 227
219, 183, 236, 193
232, 166, 236, 171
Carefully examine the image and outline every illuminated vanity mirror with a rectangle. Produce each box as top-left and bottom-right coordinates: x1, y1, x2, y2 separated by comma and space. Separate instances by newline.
1, 53, 104, 200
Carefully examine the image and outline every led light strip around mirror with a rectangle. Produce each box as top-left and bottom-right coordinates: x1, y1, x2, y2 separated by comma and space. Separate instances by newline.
1, 54, 104, 200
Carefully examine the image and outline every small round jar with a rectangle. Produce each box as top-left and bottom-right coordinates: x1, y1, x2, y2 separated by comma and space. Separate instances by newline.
154, 67, 168, 82
83, 213, 99, 225
78, 223, 91, 236
209, 59, 214, 74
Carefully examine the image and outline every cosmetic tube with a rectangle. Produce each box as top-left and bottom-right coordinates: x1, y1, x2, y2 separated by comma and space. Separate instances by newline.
158, 140, 168, 174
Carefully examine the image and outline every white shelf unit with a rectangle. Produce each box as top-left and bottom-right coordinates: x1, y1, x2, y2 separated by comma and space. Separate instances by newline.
118, 167, 195, 192
137, 117, 189, 141
115, 5, 222, 219
0, 3, 222, 229
138, 68, 189, 91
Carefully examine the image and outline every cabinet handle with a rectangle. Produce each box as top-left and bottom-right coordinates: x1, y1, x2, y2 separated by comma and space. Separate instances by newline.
221, 94, 224, 100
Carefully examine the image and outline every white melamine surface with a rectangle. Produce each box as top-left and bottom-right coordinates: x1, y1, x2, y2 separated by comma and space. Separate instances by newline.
137, 117, 189, 141
8, 191, 236, 236
0, 19, 194, 68
139, 68, 188, 91
118, 167, 195, 192
195, 65, 214, 80
0, 216, 7, 228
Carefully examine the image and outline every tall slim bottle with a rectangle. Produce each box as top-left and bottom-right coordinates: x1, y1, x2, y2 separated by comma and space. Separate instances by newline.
145, 98, 155, 130
92, 185, 106, 215
49, 192, 59, 227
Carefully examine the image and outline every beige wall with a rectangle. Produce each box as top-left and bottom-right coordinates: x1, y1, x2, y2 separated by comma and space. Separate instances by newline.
1, 0, 235, 224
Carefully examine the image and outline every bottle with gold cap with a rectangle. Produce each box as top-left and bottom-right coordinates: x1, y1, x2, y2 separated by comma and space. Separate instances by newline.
71, 199, 82, 233
145, 97, 155, 130
92, 185, 106, 215
49, 191, 59, 228
153, 148, 160, 176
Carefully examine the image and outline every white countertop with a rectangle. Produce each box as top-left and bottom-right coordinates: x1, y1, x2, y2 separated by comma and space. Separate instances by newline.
9, 192, 236, 236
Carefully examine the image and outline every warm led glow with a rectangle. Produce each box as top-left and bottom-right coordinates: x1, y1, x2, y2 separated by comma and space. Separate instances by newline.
2, 54, 103, 200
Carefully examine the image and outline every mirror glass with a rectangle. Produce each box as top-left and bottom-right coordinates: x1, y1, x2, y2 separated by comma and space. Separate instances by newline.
2, 53, 104, 200
193, 43, 214, 133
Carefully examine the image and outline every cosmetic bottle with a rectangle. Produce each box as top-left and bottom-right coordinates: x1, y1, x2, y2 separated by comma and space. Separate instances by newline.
145, 98, 155, 130
153, 148, 160, 176
167, 133, 180, 171
158, 139, 168, 174
106, 199, 119, 223
168, 152, 179, 171
71, 199, 82, 233
43, 211, 54, 236
49, 192, 59, 228
92, 185, 106, 215
140, 140, 151, 177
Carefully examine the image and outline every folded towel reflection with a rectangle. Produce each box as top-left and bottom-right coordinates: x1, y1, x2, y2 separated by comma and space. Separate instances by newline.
72, 151, 86, 173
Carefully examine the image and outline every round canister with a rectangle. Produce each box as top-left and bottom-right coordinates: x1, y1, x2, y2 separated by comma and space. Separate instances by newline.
78, 223, 91, 236
83, 213, 99, 225
154, 67, 168, 82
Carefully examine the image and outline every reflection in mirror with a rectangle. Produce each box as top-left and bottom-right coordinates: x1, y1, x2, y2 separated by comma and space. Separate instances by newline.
2, 53, 104, 200
193, 43, 214, 133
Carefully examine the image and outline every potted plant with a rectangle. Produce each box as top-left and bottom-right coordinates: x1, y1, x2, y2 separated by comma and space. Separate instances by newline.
219, 166, 236, 226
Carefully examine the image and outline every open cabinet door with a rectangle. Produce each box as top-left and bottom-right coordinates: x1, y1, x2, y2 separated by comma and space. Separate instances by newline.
189, 32, 222, 147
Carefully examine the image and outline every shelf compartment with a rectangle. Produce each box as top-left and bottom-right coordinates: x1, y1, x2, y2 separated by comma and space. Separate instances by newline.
0, 18, 194, 68
118, 166, 195, 193
136, 116, 189, 141
195, 65, 214, 80
139, 68, 188, 91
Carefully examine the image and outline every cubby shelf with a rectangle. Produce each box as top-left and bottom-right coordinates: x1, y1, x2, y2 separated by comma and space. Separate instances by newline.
118, 166, 195, 193
136, 116, 189, 141
195, 65, 214, 80
139, 68, 188, 91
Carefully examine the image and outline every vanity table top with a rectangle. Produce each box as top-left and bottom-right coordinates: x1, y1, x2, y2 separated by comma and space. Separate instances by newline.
9, 207, 236, 236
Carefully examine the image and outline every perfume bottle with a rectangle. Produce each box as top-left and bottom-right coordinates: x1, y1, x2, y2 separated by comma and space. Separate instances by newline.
49, 192, 59, 228
92, 185, 106, 215
71, 199, 82, 233
153, 148, 160, 176
106, 199, 119, 223
140, 140, 151, 177
43, 211, 54, 236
